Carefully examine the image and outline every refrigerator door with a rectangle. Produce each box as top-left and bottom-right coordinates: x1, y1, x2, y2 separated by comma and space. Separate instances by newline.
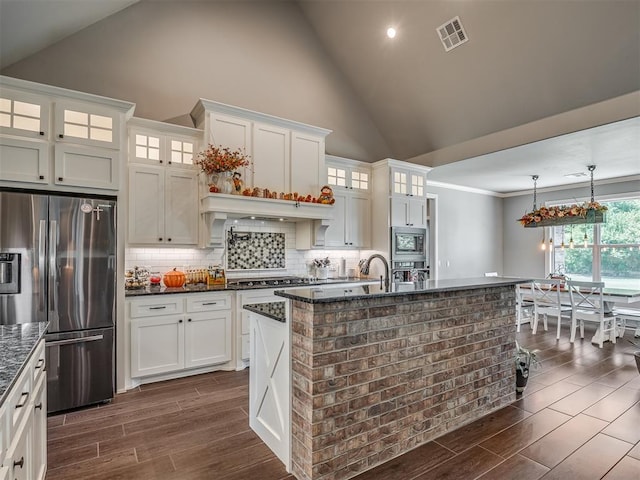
0, 191, 48, 325
45, 327, 114, 413
48, 196, 116, 333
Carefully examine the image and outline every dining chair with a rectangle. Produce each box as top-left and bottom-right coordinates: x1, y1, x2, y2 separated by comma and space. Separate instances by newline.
614, 307, 640, 338
515, 283, 535, 332
567, 280, 617, 348
531, 278, 572, 339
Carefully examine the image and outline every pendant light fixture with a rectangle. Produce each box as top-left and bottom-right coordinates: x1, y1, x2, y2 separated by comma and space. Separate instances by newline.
518, 166, 607, 227
569, 226, 575, 249
583, 231, 588, 248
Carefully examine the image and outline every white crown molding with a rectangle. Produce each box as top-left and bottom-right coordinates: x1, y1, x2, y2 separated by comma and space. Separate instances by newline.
128, 117, 202, 137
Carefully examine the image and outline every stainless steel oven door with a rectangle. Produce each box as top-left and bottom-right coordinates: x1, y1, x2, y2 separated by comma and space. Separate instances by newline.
391, 226, 426, 261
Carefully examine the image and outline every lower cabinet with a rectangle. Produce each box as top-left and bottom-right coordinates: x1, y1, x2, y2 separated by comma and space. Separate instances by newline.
1, 338, 47, 480
129, 293, 233, 379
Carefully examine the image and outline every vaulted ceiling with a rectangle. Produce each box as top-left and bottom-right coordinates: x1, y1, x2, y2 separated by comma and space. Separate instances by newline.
1, 0, 638, 192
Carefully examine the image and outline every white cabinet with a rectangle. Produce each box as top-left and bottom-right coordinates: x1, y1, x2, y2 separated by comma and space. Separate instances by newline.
129, 293, 233, 379
390, 166, 427, 197
322, 155, 371, 248
128, 119, 201, 246
1, 338, 46, 480
128, 165, 199, 245
236, 289, 281, 368
0, 77, 133, 192
390, 196, 427, 228
191, 99, 330, 196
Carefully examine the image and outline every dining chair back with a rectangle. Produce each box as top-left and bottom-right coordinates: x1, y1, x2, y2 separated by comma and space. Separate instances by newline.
567, 280, 616, 348
531, 278, 572, 339
515, 283, 535, 332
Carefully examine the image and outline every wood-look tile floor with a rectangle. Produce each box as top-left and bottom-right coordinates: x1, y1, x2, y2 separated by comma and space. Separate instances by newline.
46, 320, 640, 480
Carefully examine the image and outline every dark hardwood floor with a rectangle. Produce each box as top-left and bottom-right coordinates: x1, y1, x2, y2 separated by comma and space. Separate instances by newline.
46, 319, 640, 480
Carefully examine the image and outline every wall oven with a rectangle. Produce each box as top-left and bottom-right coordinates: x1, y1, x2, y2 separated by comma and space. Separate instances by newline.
391, 226, 426, 261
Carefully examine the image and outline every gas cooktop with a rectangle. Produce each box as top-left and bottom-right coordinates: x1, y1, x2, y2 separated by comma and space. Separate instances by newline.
226, 276, 312, 288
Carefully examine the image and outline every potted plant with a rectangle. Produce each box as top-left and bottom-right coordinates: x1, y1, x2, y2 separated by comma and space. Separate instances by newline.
515, 341, 540, 393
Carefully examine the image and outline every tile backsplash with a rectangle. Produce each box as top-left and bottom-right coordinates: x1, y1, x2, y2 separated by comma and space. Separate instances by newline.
226, 231, 285, 270
125, 218, 378, 279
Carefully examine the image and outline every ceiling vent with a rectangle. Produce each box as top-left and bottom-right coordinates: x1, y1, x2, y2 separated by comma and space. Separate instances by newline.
437, 16, 468, 52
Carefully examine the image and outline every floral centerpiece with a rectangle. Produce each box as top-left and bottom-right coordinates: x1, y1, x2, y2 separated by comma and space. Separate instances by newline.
194, 144, 251, 175
518, 201, 607, 227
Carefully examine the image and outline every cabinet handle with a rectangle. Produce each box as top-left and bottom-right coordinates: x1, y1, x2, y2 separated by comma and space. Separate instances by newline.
39, 175, 45, 180
159, 237, 163, 241
58, 134, 64, 139
15, 392, 29, 409
39, 131, 45, 136
202, 302, 217, 305
178, 319, 183, 323
149, 306, 167, 310
35, 358, 45, 369
58, 177, 63, 181
13, 456, 24, 469
35, 402, 43, 410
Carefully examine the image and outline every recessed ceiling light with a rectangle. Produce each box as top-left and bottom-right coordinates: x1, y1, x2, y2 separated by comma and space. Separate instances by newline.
386, 27, 397, 39
564, 172, 588, 178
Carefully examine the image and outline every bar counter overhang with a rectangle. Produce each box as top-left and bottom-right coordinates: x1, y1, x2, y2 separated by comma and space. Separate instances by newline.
276, 277, 531, 480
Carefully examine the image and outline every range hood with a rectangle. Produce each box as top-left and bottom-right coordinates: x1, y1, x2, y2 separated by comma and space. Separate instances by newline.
200, 193, 334, 247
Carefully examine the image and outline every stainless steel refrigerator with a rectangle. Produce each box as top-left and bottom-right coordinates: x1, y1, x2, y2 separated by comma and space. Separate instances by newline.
0, 190, 116, 413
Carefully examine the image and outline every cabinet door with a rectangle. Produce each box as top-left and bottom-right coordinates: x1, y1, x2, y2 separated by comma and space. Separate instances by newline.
252, 122, 290, 193
324, 190, 348, 247
291, 131, 323, 195
31, 376, 46, 480
391, 168, 408, 195
350, 194, 371, 248
0, 137, 49, 184
0, 89, 50, 140
54, 100, 120, 149
129, 165, 165, 244
184, 311, 232, 368
131, 315, 185, 377
390, 197, 410, 227
5, 414, 31, 480
409, 172, 426, 197
408, 197, 427, 228
165, 169, 198, 245
209, 113, 252, 183
54, 144, 119, 190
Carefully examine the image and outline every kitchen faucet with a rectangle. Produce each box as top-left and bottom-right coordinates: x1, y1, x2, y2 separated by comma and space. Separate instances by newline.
360, 254, 390, 290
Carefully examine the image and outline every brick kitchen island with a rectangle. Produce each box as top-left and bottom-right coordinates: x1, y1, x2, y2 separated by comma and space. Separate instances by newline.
275, 277, 529, 480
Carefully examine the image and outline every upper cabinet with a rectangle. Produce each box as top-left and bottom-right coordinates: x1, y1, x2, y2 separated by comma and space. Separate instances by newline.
390, 165, 427, 197
190, 99, 331, 197
127, 118, 202, 246
0, 76, 134, 193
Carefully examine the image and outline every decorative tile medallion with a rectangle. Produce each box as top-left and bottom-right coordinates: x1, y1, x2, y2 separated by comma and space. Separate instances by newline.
227, 231, 285, 270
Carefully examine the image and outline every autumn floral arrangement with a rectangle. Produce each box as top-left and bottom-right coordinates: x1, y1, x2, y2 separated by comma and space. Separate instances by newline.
194, 144, 251, 174
518, 201, 607, 226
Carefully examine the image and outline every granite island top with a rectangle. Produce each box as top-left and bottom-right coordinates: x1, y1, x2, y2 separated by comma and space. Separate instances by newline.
125, 277, 376, 297
0, 322, 48, 407
243, 302, 287, 323
275, 276, 532, 303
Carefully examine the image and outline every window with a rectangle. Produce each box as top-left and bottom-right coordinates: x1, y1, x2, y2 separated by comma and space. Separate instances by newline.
550, 197, 640, 289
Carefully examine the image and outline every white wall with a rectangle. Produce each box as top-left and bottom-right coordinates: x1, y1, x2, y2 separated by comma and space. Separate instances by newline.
1, 0, 391, 162
427, 185, 503, 279
503, 178, 640, 278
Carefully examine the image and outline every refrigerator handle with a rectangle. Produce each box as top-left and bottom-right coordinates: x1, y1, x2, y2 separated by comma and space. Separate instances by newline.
49, 220, 57, 314
38, 220, 46, 312
46, 334, 104, 347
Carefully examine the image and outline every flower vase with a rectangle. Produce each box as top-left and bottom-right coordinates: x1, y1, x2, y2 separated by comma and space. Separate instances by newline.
217, 172, 234, 194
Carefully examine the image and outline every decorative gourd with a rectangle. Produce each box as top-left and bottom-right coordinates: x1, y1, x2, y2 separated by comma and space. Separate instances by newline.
163, 268, 186, 288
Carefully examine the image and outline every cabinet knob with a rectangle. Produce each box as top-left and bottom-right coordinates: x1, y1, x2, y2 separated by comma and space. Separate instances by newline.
39, 175, 45, 180
39, 131, 45, 136
35, 402, 43, 410
188, 318, 192, 322
13, 456, 24, 469
58, 177, 63, 182
159, 160, 163, 164
168, 161, 172, 165
167, 238, 172, 242
178, 319, 183, 323
159, 237, 163, 241
58, 134, 64, 139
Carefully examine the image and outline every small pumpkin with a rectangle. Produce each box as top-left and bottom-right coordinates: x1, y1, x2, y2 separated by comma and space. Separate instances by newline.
163, 268, 186, 288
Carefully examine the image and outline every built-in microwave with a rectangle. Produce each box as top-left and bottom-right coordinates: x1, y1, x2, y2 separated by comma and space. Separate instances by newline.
391, 226, 427, 261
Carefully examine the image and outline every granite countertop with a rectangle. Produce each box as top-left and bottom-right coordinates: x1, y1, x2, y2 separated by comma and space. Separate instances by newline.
243, 302, 287, 323
275, 276, 532, 304
125, 278, 376, 297
0, 322, 48, 407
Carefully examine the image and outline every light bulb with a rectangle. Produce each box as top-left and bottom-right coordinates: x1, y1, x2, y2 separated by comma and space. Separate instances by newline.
569, 237, 574, 249
541, 239, 546, 251
583, 232, 588, 248
561, 240, 565, 249
387, 27, 397, 38
549, 238, 553, 249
